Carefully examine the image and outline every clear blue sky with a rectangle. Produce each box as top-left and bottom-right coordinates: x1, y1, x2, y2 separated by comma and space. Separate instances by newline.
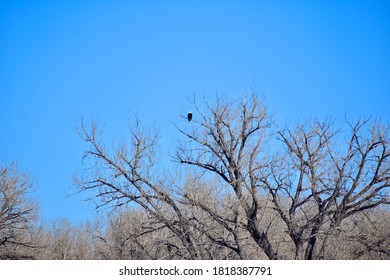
1, 0, 389, 224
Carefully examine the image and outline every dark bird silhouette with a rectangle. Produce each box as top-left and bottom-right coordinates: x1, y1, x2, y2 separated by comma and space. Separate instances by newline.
187, 111, 192, 121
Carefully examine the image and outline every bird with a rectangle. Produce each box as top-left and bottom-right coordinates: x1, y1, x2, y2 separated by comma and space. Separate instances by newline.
187, 111, 192, 121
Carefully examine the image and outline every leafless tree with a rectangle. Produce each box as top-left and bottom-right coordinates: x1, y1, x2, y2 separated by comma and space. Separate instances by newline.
175, 94, 390, 259
75, 118, 202, 259
0, 162, 37, 259
266, 118, 390, 259
175, 94, 279, 259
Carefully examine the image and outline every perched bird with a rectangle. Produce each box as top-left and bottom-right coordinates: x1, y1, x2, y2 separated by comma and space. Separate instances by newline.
187, 111, 193, 121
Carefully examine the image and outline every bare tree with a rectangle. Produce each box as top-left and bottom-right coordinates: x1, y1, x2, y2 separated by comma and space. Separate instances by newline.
75, 118, 202, 259
175, 94, 280, 259
0, 162, 37, 259
267, 118, 390, 259
175, 94, 390, 259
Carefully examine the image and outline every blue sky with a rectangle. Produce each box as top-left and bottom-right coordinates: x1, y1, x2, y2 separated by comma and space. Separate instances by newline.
1, 0, 389, 224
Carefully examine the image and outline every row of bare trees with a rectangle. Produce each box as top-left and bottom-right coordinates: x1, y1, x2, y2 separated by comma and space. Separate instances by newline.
1, 94, 389, 259
1, 192, 389, 260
